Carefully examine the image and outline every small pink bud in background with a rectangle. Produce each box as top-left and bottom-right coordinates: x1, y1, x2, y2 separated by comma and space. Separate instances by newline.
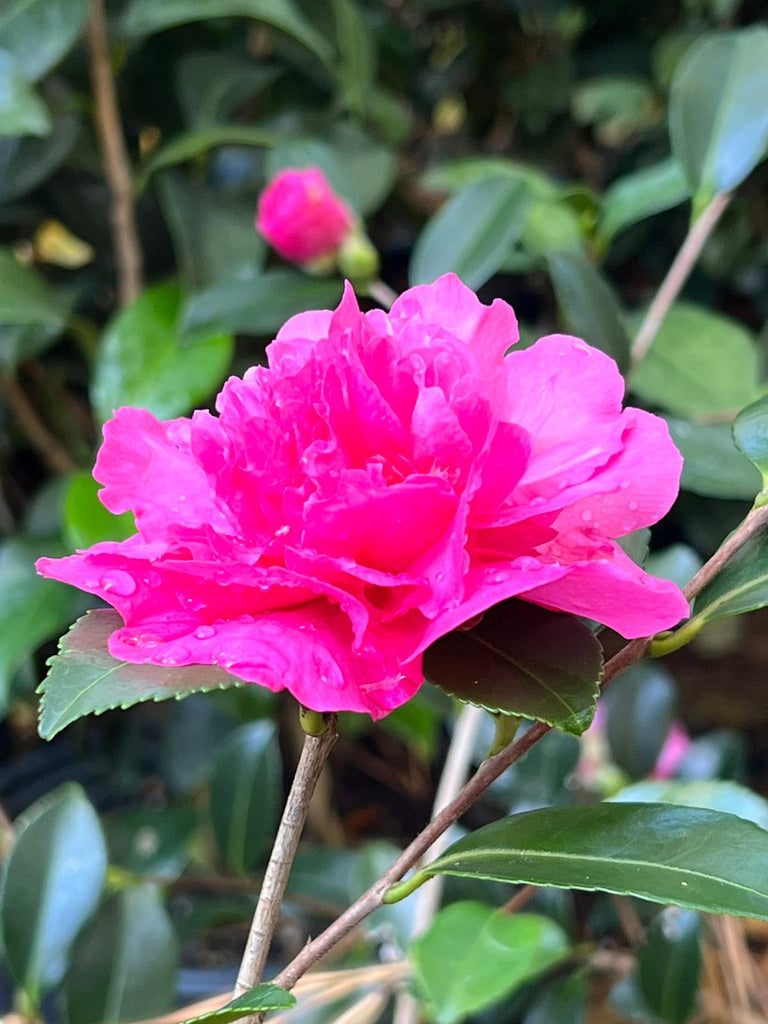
256, 166, 355, 265
652, 721, 692, 779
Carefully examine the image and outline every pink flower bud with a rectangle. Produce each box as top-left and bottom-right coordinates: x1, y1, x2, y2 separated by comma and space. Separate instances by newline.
256, 167, 355, 265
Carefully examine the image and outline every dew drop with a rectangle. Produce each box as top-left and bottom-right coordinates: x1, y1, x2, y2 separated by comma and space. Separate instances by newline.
619, 478, 632, 490
194, 625, 216, 640
142, 571, 162, 588
580, 509, 593, 523
491, 571, 508, 583
628, 500, 639, 511
101, 569, 137, 596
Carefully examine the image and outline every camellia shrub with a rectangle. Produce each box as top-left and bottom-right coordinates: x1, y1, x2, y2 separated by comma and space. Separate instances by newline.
2, 2, 768, 1024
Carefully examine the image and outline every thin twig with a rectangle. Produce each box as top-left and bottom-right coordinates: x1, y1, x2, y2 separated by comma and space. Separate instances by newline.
0, 369, 76, 475
269, 504, 768, 994
235, 715, 338, 1017
630, 192, 731, 371
392, 703, 485, 1024
367, 279, 398, 310
85, 0, 143, 306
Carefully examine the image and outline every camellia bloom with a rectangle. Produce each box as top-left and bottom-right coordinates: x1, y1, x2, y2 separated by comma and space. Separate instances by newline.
37, 275, 689, 718
256, 167, 355, 264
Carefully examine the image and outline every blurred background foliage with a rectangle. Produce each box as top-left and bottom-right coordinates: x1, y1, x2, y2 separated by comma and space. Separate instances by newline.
2, 0, 768, 1021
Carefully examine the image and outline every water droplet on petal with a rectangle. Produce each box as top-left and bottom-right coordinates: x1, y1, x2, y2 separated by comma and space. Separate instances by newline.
620, 478, 632, 490
194, 625, 216, 640
143, 572, 162, 588
101, 569, 137, 596
580, 509, 593, 523
628, 500, 639, 511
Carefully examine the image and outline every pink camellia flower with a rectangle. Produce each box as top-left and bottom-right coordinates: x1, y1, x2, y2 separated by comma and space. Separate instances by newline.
37, 275, 689, 718
256, 167, 355, 264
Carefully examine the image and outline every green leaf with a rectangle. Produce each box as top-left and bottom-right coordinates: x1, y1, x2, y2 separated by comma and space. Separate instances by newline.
264, 130, 397, 216
106, 806, 198, 880
181, 271, 343, 341
137, 125, 277, 189
520, 200, 584, 258
1, 784, 107, 1003
0, 0, 87, 81
38, 609, 244, 740
64, 472, 135, 550
645, 544, 703, 590
423, 601, 602, 736
630, 303, 759, 418
666, 418, 761, 500
571, 75, 660, 147
174, 52, 282, 130
331, 0, 376, 118
0, 322, 62, 371
409, 177, 531, 290
733, 394, 768, 486
690, 527, 768, 625
0, 111, 79, 204
547, 249, 630, 372
611, 780, 768, 829
0, 51, 50, 137
209, 721, 282, 873
604, 664, 677, 780
410, 902, 570, 1024
523, 969, 588, 1024
411, 176, 532, 288
0, 247, 66, 327
669, 27, 768, 199
421, 157, 561, 201
0, 537, 83, 711
157, 172, 267, 290
597, 158, 691, 246
638, 908, 701, 1024
414, 803, 768, 920
64, 884, 178, 1024
121, 0, 333, 66
178, 985, 296, 1024
91, 283, 232, 422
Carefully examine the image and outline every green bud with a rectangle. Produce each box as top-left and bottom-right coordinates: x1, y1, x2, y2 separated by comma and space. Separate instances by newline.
337, 229, 380, 285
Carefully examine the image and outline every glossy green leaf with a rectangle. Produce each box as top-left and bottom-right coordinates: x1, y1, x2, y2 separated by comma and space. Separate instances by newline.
0, 51, 50, 137
690, 527, 768, 624
604, 663, 677, 780
597, 158, 691, 246
631, 304, 758, 418
638, 908, 701, 1024
265, 131, 397, 216
421, 157, 561, 201
0, 0, 87, 81
0, 247, 66, 328
181, 272, 343, 341
64, 885, 178, 1024
520, 200, 584, 257
669, 27, 768, 199
646, 544, 703, 590
122, 0, 332, 65
38, 609, 243, 740
174, 53, 282, 130
572, 75, 660, 146
179, 985, 296, 1024
332, 0, 376, 117
209, 721, 281, 873
91, 283, 233, 422
161, 694, 239, 795
1, 784, 108, 1002
410, 902, 570, 1024
666, 418, 761, 500
733, 394, 768, 484
413, 803, 768, 920
547, 249, 630, 372
611, 780, 768, 829
0, 537, 82, 711
423, 600, 602, 736
137, 125, 277, 188
63, 472, 135, 550
409, 177, 531, 290
157, 172, 267, 289
0, 322, 62, 370
0, 111, 79, 204
523, 968, 588, 1024
106, 806, 198, 880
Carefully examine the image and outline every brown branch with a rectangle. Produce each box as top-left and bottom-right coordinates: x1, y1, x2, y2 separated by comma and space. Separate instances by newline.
269, 503, 768, 993
85, 0, 143, 306
0, 369, 76, 475
235, 717, 338, 1021
630, 192, 731, 371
